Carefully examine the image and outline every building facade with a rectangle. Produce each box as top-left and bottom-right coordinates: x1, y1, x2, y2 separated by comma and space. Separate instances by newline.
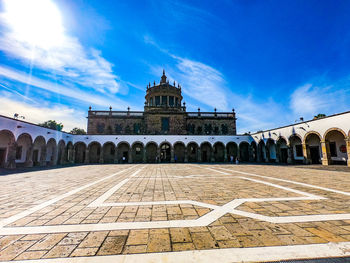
0, 71, 349, 169
87, 71, 237, 136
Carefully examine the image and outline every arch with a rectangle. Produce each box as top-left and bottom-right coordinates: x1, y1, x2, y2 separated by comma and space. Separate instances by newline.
57, 140, 65, 165
276, 137, 288, 164
303, 131, 322, 144
200, 142, 212, 162
33, 136, 46, 166
187, 142, 199, 162
103, 141, 116, 164
324, 127, 347, 140
213, 142, 225, 162
266, 138, 276, 162
132, 141, 144, 163
74, 142, 86, 164
304, 132, 321, 164
0, 130, 16, 168
257, 140, 266, 162
16, 133, 33, 167
46, 138, 57, 165
117, 142, 130, 163
145, 141, 157, 163
289, 134, 303, 164
88, 141, 101, 164
226, 142, 238, 162
160, 142, 171, 163
324, 128, 347, 165
174, 141, 185, 163
239, 141, 250, 162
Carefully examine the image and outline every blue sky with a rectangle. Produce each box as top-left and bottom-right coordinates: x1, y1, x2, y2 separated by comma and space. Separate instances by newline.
0, 0, 350, 132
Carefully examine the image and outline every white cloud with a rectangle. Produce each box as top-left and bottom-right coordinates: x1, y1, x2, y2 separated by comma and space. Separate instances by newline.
289, 83, 349, 119
0, 0, 120, 94
0, 65, 129, 108
0, 96, 86, 132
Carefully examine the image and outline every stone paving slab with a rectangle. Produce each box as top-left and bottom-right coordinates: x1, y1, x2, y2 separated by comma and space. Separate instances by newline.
0, 164, 350, 261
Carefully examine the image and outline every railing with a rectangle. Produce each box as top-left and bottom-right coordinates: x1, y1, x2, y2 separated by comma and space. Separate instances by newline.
89, 111, 144, 117
187, 112, 235, 118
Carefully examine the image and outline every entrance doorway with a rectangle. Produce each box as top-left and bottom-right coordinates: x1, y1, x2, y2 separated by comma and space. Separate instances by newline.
160, 144, 171, 163
0, 148, 6, 168
160, 144, 171, 162
310, 146, 320, 164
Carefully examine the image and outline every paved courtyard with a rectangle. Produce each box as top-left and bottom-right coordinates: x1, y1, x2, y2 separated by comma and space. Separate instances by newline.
0, 164, 350, 262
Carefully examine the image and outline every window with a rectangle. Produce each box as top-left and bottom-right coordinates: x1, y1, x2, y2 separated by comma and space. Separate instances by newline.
169, 96, 174, 106
295, 144, 303, 157
162, 96, 167, 105
161, 117, 169, 132
97, 123, 105, 133
214, 126, 219, 134
175, 98, 179, 106
150, 98, 153, 106
115, 124, 122, 134
135, 147, 141, 155
133, 123, 141, 134
187, 124, 195, 134
330, 142, 337, 157
155, 96, 160, 106
16, 146, 22, 160
221, 124, 228, 135
204, 124, 212, 135
125, 125, 131, 134
197, 126, 202, 134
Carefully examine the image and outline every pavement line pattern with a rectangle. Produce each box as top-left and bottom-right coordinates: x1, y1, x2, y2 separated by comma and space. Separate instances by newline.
1, 241, 350, 263
217, 166, 350, 196
196, 165, 350, 223
2, 164, 350, 235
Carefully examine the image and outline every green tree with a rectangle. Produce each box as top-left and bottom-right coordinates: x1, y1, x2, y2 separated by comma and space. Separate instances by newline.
313, 113, 326, 120
70, 127, 87, 135
39, 120, 63, 131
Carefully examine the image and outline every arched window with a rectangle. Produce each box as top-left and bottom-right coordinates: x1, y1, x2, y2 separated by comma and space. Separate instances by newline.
115, 124, 123, 134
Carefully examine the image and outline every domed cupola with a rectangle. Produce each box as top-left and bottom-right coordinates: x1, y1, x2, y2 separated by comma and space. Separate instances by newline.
145, 70, 184, 112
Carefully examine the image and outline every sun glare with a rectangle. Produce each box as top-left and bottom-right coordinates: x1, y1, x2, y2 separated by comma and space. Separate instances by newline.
3, 0, 65, 49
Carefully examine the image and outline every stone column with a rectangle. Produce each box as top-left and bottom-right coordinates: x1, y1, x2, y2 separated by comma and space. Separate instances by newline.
99, 150, 104, 164
170, 147, 175, 163
302, 143, 308, 164
321, 140, 330, 166
198, 148, 202, 162
287, 145, 293, 164
346, 138, 350, 167
184, 147, 188, 163
128, 150, 132, 163
275, 145, 280, 163
237, 146, 241, 162
72, 149, 76, 164
84, 149, 90, 164
39, 145, 47, 166
6, 142, 17, 169
224, 147, 228, 162
248, 145, 254, 162
157, 147, 161, 163
142, 148, 146, 163
25, 143, 34, 167
114, 147, 119, 164
51, 147, 58, 166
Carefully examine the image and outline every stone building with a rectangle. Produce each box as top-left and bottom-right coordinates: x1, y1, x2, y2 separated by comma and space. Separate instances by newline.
87, 70, 237, 136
